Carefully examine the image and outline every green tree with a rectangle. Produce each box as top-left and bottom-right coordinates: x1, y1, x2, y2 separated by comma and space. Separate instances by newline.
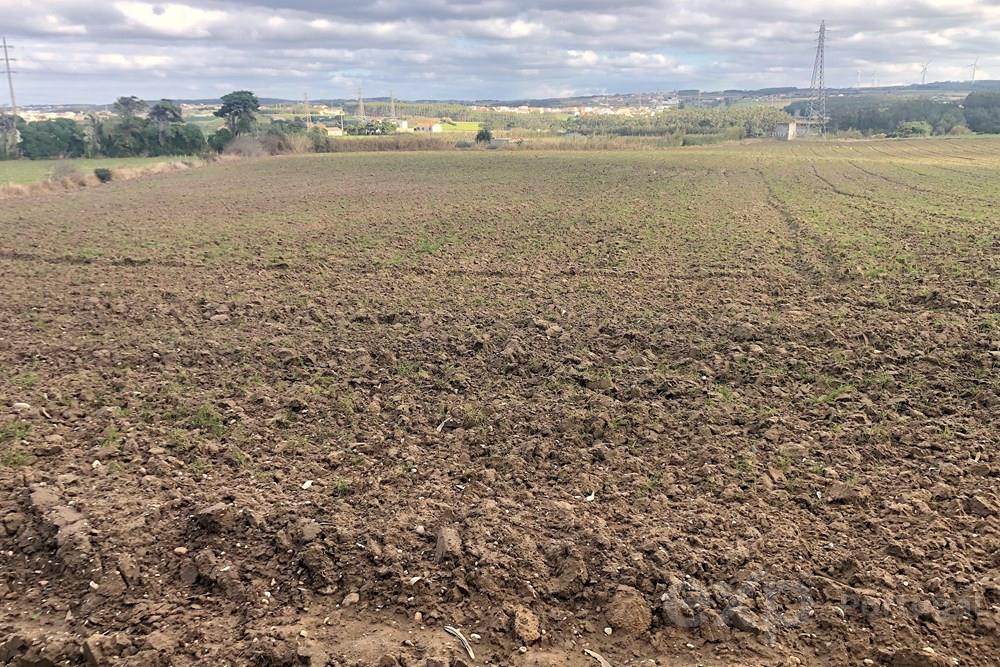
214, 90, 260, 135
475, 125, 493, 144
963, 92, 1000, 134
81, 112, 102, 158
19, 119, 86, 159
112, 95, 149, 120
148, 100, 184, 146
142, 123, 206, 155
99, 117, 148, 157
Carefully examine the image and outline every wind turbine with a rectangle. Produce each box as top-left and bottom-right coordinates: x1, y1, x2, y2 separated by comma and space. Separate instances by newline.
920, 61, 932, 85
970, 56, 979, 89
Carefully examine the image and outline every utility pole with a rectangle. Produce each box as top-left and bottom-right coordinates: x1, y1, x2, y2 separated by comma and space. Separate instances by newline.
357, 87, 365, 121
807, 20, 827, 134
970, 57, 979, 89
303, 92, 311, 127
2, 37, 16, 119
1, 37, 17, 157
389, 89, 395, 119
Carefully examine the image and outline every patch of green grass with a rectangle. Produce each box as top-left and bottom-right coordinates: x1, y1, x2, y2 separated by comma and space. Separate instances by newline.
189, 404, 227, 437
0, 448, 32, 467
814, 381, 856, 404
332, 478, 353, 496
396, 360, 419, 378
715, 382, 734, 402
415, 238, 444, 255
0, 422, 31, 444
0, 156, 180, 185
637, 470, 663, 497
733, 450, 756, 473
229, 445, 252, 468
189, 457, 211, 475
99, 426, 122, 450
10, 371, 39, 388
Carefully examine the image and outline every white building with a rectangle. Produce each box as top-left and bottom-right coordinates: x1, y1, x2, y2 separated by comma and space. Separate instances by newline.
772, 121, 797, 141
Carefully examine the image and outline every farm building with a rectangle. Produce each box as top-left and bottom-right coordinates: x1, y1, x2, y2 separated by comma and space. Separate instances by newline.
772, 120, 797, 141
324, 126, 344, 136
413, 122, 443, 133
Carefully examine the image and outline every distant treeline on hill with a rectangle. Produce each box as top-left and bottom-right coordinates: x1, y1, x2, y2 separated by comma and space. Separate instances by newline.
563, 106, 791, 139
785, 92, 1000, 136
339, 100, 568, 131
4, 89, 1000, 161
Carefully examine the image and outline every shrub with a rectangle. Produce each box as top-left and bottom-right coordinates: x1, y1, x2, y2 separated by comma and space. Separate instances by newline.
94, 168, 113, 183
208, 128, 234, 153
891, 121, 933, 137
286, 133, 314, 154
682, 133, 727, 146
475, 127, 493, 144
454, 140, 474, 149
223, 136, 267, 157
48, 161, 87, 186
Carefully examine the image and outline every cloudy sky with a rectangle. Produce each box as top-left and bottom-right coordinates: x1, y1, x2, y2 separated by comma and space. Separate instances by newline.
2, 0, 997, 104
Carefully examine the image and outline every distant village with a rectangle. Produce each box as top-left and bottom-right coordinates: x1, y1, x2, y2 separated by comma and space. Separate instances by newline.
10, 88, 804, 133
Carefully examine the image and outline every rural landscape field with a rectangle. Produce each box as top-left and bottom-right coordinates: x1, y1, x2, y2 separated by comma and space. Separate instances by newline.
1, 138, 999, 666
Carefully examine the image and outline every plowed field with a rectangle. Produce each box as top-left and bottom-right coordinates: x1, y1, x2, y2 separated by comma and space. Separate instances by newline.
2, 138, 999, 666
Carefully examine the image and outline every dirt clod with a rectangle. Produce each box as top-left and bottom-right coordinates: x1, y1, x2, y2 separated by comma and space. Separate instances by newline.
513, 606, 541, 644
435, 525, 462, 562
606, 586, 652, 635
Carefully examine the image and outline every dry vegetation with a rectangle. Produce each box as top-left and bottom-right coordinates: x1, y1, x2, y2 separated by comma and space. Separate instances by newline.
1, 138, 999, 666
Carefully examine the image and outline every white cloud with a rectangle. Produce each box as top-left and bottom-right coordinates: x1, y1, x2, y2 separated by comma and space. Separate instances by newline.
114, 2, 226, 38
3, 0, 1000, 103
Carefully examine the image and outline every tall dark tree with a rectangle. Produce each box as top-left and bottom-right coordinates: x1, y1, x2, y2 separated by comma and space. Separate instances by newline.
214, 90, 260, 135
112, 95, 149, 120
148, 100, 184, 145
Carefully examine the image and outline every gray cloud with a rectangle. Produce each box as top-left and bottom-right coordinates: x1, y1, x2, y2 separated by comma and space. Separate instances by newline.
2, 0, 997, 103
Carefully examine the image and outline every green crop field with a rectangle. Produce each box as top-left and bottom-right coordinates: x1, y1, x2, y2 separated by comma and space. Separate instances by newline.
1, 137, 998, 665
0, 156, 180, 185
439, 120, 482, 132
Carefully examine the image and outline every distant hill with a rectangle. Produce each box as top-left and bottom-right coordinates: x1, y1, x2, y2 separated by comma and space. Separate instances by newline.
18, 81, 1000, 113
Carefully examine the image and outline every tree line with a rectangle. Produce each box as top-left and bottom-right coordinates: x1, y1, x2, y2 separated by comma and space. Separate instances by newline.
0, 90, 273, 160
1, 97, 208, 160
785, 92, 1000, 136
564, 105, 791, 139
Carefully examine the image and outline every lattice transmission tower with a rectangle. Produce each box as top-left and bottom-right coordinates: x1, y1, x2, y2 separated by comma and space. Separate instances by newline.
807, 20, 827, 134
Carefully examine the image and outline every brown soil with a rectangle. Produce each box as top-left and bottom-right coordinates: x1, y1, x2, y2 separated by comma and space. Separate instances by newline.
1, 142, 998, 666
